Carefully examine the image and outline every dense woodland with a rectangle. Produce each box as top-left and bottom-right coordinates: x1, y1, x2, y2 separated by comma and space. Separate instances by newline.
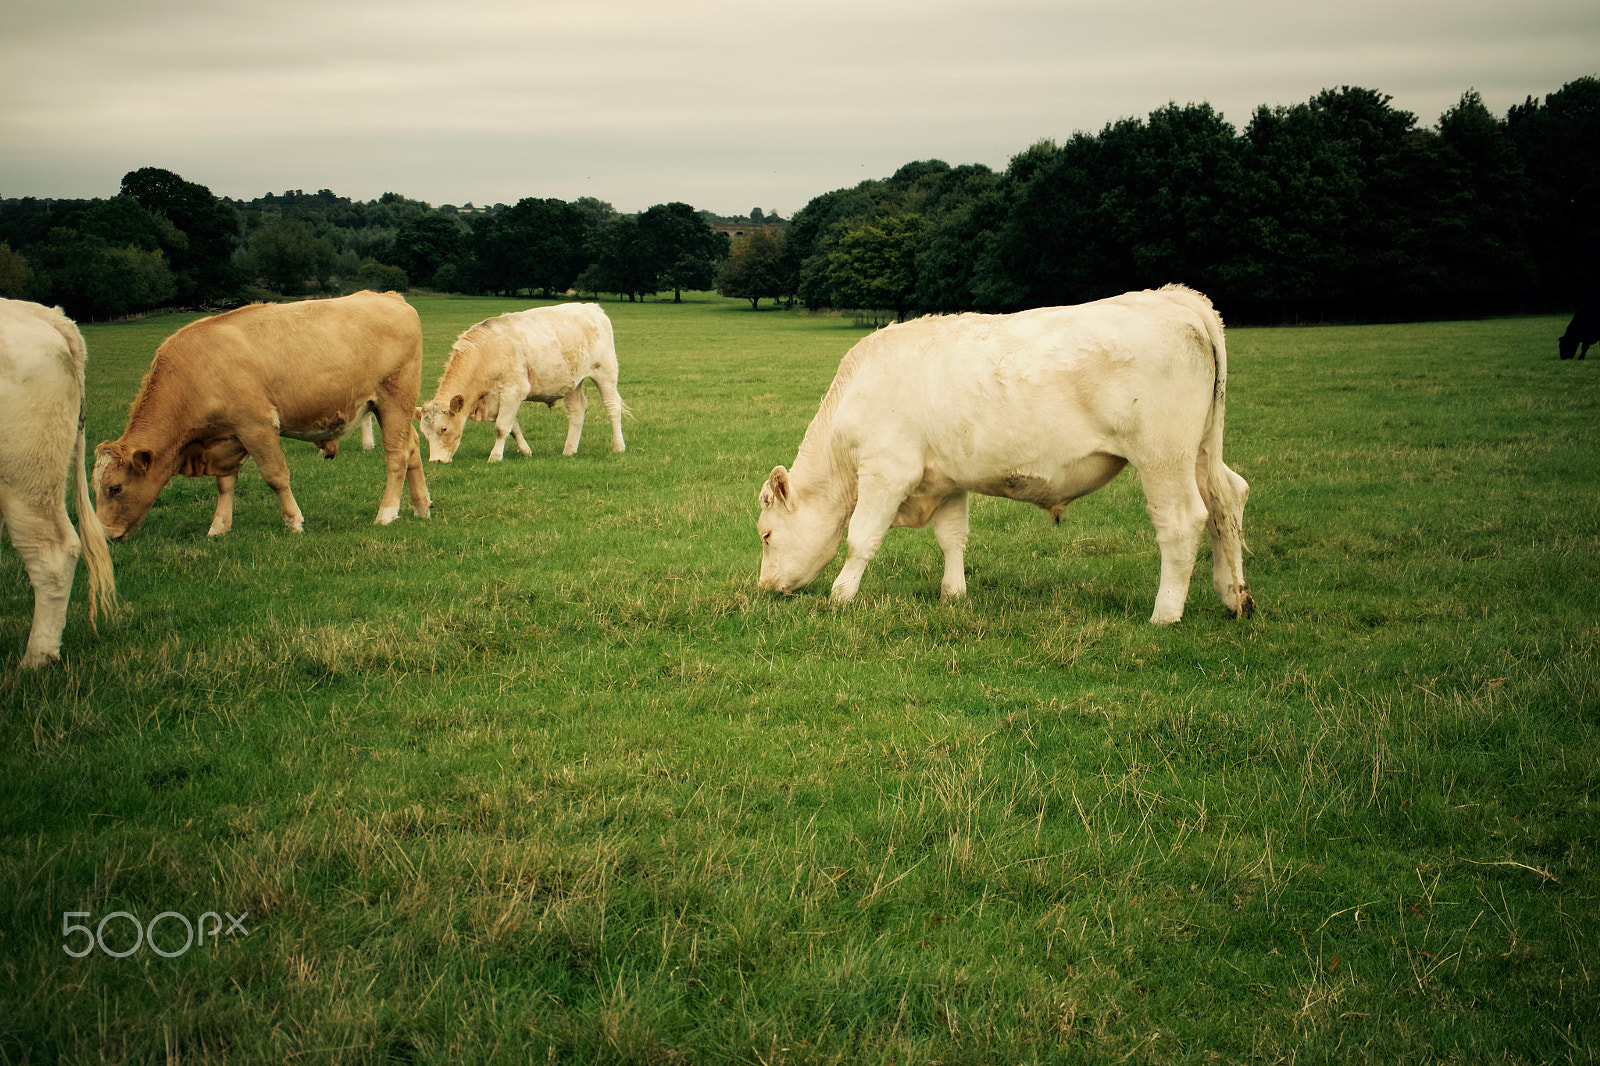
2, 79, 1596, 324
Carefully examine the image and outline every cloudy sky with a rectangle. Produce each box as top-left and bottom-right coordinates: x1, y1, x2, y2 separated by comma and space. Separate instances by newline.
3, 0, 1596, 217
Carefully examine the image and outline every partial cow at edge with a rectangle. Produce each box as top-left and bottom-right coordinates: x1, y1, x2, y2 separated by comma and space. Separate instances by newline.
757, 284, 1254, 625
93, 290, 431, 539
416, 303, 627, 463
1558, 303, 1597, 360
0, 299, 117, 668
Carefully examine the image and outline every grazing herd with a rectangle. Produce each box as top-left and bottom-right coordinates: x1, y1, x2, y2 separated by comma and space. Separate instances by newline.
4, 288, 1585, 668
3, 292, 627, 668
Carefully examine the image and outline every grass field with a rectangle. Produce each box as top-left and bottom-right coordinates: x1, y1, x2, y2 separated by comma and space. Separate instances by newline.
1, 293, 1596, 1064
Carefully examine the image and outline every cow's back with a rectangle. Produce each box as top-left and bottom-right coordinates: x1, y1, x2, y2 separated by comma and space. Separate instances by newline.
507, 303, 613, 379
141, 291, 421, 418
824, 292, 1219, 466
539, 303, 614, 367
0, 298, 85, 390
451, 303, 614, 396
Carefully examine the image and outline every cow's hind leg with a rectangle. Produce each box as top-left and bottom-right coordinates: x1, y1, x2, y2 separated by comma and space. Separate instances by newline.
234, 425, 304, 532
509, 417, 532, 456
1203, 458, 1254, 619
1, 489, 80, 668
1140, 461, 1208, 624
592, 369, 627, 452
207, 473, 238, 536
560, 386, 587, 456
403, 426, 430, 518
371, 403, 424, 523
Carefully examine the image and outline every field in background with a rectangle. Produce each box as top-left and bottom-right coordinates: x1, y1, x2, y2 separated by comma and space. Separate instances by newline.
1, 294, 1596, 1064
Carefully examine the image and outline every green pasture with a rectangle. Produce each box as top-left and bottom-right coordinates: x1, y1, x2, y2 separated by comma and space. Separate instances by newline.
1, 293, 1596, 1064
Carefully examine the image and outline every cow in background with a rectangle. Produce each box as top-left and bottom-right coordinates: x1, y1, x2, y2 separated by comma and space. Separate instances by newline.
93, 290, 430, 539
0, 299, 116, 667
416, 303, 627, 462
1559, 303, 1597, 360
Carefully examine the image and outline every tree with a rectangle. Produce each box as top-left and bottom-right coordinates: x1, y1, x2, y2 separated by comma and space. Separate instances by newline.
120, 167, 240, 303
1237, 101, 1364, 316
1428, 90, 1537, 306
637, 202, 728, 301
1508, 76, 1600, 299
248, 219, 336, 294
822, 215, 926, 320
0, 243, 31, 297
469, 197, 588, 297
717, 228, 791, 310
577, 215, 654, 301
393, 212, 467, 287
27, 227, 176, 320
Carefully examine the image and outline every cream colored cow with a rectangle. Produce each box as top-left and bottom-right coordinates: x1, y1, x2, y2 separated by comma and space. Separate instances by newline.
416, 303, 626, 463
758, 285, 1253, 624
0, 299, 116, 667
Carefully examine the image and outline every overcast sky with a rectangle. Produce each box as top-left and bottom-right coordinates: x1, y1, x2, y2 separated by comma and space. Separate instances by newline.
3, 0, 1596, 217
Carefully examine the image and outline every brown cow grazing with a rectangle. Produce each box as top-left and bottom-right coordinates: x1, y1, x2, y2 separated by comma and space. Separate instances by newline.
0, 299, 116, 667
93, 291, 431, 539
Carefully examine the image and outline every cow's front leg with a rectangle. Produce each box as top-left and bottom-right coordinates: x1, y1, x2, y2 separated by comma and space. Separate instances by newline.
487, 391, 524, 462
207, 473, 238, 536
831, 463, 920, 603
560, 385, 588, 455
929, 492, 971, 600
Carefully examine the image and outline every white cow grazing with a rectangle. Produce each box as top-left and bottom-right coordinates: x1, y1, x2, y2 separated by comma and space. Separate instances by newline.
416, 303, 627, 463
0, 299, 116, 667
758, 285, 1253, 624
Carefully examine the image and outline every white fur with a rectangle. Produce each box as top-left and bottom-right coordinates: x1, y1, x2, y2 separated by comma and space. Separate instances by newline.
757, 285, 1253, 624
0, 299, 117, 667
416, 303, 627, 463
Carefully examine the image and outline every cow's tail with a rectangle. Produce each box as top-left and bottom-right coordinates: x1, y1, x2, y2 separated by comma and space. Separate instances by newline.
72, 402, 118, 630
40, 307, 119, 631
1172, 285, 1254, 619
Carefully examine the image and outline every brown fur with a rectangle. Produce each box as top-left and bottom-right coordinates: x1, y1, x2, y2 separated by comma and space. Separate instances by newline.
94, 291, 430, 538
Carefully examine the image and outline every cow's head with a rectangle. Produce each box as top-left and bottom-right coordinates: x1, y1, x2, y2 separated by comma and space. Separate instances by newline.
92, 441, 168, 541
416, 395, 466, 462
757, 465, 845, 594
1559, 333, 1579, 360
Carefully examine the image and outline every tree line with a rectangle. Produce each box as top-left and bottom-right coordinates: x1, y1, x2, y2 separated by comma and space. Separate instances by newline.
774, 79, 1599, 323
1, 78, 1594, 323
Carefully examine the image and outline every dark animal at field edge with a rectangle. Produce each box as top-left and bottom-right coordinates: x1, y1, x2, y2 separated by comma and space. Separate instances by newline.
1559, 303, 1598, 360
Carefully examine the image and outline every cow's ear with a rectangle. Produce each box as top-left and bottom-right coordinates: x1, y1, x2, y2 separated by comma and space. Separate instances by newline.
448, 394, 464, 415
413, 406, 424, 420
130, 449, 154, 476
762, 465, 796, 512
